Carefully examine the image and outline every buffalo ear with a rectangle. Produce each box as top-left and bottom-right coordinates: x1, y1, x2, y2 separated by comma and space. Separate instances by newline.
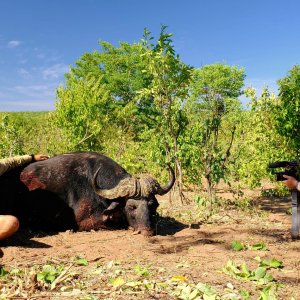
20, 169, 46, 191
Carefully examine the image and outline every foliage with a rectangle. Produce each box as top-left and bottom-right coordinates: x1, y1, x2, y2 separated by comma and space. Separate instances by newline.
231, 241, 268, 251
223, 260, 275, 285
275, 65, 300, 156
0, 254, 289, 299
229, 87, 287, 188
0, 114, 24, 156
3, 29, 300, 207
184, 63, 245, 207
54, 74, 112, 151
0, 267, 9, 277
74, 256, 89, 266
255, 256, 283, 269
37, 264, 64, 284
0, 112, 66, 158
231, 240, 244, 251
138, 26, 192, 202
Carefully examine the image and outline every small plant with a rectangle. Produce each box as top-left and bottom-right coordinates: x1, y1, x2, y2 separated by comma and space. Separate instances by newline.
231, 240, 245, 251
252, 243, 268, 251
259, 285, 279, 300
255, 256, 283, 269
109, 277, 126, 287
134, 265, 151, 277
37, 264, 64, 284
261, 186, 289, 198
0, 267, 9, 277
172, 282, 218, 300
74, 256, 89, 266
195, 195, 208, 208
223, 260, 275, 285
231, 241, 268, 251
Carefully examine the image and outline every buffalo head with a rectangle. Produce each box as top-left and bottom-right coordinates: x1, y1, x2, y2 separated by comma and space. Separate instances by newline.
93, 165, 175, 236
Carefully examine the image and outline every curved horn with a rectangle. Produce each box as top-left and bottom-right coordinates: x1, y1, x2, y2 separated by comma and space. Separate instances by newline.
92, 167, 140, 200
156, 164, 175, 195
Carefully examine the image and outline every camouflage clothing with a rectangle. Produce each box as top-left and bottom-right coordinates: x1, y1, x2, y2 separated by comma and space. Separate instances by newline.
0, 155, 33, 176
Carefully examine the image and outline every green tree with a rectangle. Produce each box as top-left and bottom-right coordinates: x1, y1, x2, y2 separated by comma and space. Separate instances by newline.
53, 74, 112, 151
54, 38, 150, 170
186, 64, 245, 208
138, 26, 192, 203
0, 114, 24, 156
229, 87, 286, 188
275, 65, 300, 157
0, 112, 62, 157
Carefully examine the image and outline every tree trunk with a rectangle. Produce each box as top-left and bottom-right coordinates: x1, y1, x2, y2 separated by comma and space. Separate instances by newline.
205, 174, 215, 214
175, 158, 186, 205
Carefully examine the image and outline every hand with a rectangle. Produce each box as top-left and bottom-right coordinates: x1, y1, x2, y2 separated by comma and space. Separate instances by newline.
283, 175, 298, 190
34, 154, 49, 161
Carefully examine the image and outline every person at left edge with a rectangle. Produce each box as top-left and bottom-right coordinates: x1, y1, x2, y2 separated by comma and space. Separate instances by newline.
0, 154, 49, 240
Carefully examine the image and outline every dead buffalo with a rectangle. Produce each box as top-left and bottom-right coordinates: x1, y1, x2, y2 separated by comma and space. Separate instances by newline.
0, 151, 174, 236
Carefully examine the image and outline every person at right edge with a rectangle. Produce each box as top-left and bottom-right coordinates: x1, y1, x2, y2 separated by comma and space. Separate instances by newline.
283, 175, 300, 191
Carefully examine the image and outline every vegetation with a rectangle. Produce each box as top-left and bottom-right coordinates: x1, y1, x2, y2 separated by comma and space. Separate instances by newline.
2, 26, 296, 205
1, 27, 300, 298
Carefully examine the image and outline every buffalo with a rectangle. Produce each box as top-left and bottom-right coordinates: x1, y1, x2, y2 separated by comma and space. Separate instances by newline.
0, 151, 175, 236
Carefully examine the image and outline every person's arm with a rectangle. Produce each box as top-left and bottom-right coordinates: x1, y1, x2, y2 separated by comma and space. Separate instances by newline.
283, 175, 299, 190
0, 154, 49, 176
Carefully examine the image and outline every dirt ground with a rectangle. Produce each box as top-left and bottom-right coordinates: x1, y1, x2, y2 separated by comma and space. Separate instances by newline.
1, 192, 300, 299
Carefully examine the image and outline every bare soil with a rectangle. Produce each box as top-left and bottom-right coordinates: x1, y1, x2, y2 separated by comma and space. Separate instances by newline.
1, 192, 300, 299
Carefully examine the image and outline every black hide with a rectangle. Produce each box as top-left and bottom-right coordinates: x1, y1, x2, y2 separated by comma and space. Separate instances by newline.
0, 152, 143, 232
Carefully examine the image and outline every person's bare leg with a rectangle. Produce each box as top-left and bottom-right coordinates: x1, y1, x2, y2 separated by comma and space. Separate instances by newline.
0, 215, 20, 240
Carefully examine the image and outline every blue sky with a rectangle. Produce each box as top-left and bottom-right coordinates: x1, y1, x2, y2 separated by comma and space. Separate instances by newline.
0, 0, 299, 111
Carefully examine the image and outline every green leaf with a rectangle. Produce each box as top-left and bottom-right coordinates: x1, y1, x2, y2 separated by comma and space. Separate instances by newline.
171, 275, 188, 282
37, 264, 63, 284
196, 282, 217, 296
74, 257, 89, 266
240, 289, 251, 300
0, 267, 9, 277
134, 265, 150, 277
240, 262, 251, 277
231, 241, 244, 251
259, 258, 283, 269
252, 242, 268, 251
109, 277, 125, 287
253, 267, 267, 280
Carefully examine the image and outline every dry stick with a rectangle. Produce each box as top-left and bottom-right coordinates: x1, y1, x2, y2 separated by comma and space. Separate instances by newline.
50, 263, 75, 290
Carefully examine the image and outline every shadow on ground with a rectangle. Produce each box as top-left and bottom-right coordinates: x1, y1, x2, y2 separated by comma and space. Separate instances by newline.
255, 195, 291, 214
155, 215, 197, 236
0, 229, 55, 248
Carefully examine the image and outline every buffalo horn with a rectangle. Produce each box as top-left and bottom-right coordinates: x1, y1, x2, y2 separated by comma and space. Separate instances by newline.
92, 168, 139, 200
93, 164, 175, 199
155, 164, 175, 195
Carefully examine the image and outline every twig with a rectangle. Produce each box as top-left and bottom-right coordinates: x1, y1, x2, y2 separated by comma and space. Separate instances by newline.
50, 263, 74, 290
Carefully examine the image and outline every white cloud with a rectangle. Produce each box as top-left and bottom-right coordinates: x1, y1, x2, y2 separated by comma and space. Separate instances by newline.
18, 68, 32, 79
7, 40, 21, 48
42, 64, 69, 79
0, 99, 55, 111
14, 84, 55, 98
0, 84, 57, 111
